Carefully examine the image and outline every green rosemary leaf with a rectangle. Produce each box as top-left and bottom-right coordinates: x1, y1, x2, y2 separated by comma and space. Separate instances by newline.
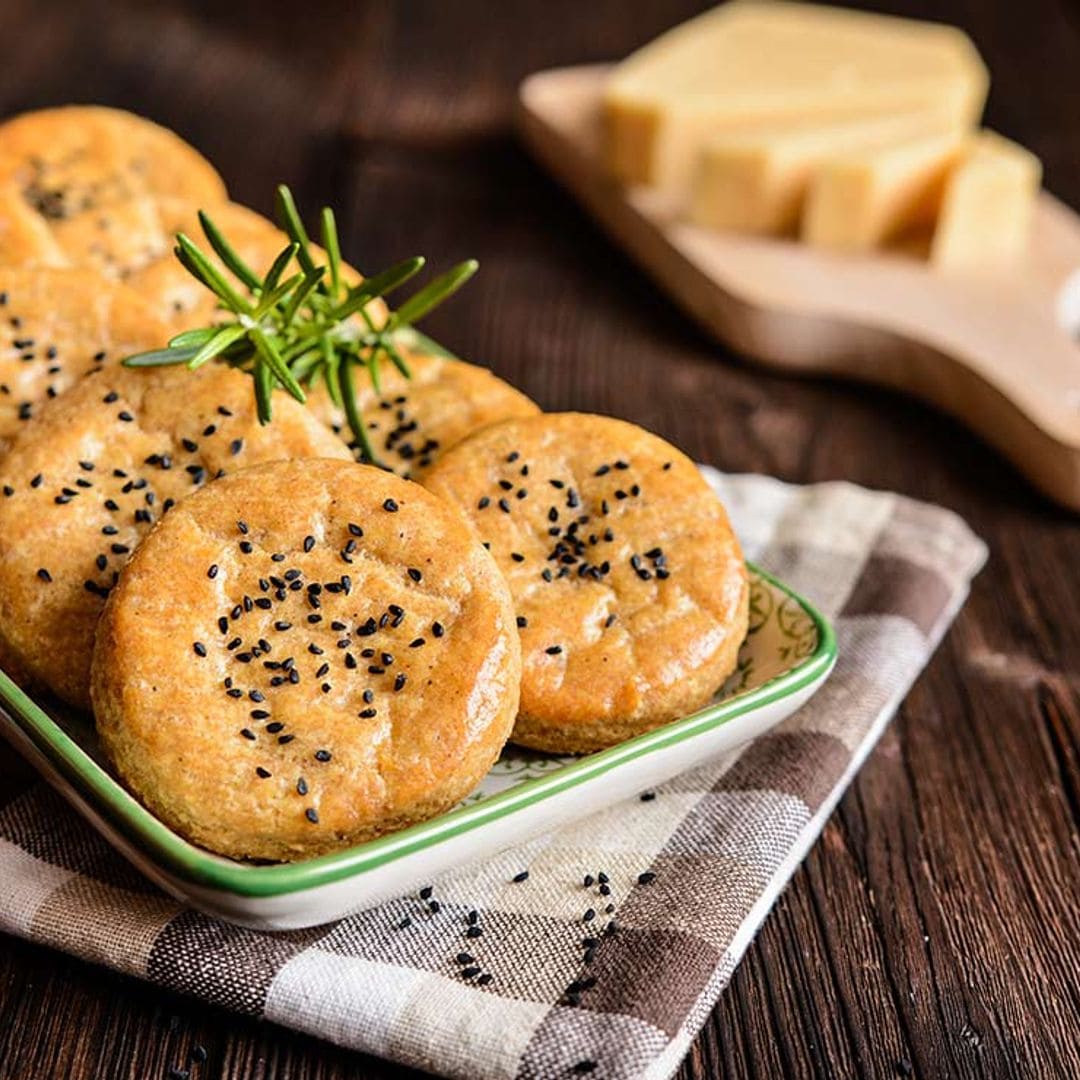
383, 337, 412, 379
198, 210, 262, 291
253, 360, 273, 425
252, 272, 304, 319
282, 266, 326, 327
250, 327, 306, 403
187, 324, 249, 370
123, 344, 201, 367
321, 207, 342, 297
332, 257, 425, 322
274, 185, 317, 277
321, 337, 343, 409
367, 349, 383, 395
338, 357, 380, 466
175, 234, 252, 314
387, 259, 478, 330
168, 327, 218, 349
290, 346, 324, 383
262, 242, 300, 292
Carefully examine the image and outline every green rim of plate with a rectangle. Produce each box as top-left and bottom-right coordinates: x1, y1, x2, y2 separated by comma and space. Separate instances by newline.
0, 563, 836, 899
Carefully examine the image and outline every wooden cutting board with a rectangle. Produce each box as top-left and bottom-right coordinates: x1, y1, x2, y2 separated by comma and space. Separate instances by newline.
517, 64, 1080, 512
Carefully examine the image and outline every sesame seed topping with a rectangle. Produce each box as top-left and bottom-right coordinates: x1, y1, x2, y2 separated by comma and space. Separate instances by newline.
383, 498, 398, 512
305, 807, 319, 824
193, 642, 207, 657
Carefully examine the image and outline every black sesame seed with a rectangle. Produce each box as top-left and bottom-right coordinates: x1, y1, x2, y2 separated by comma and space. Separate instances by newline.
461, 966, 480, 979
278, 733, 295, 744
512, 870, 529, 883
305, 807, 319, 824
193, 642, 207, 657
545, 645, 563, 655
516, 616, 528, 628
640, 791, 656, 802
407, 568, 422, 583
383, 498, 398, 512
583, 874, 594, 887
477, 496, 490, 510
297, 777, 308, 796
240, 728, 256, 740
583, 909, 595, 923
117, 411, 134, 422
256, 767, 271, 779
637, 871, 656, 884
465, 926, 482, 938
456, 952, 474, 965
230, 438, 243, 455
498, 498, 511, 513
393, 673, 407, 692
432, 622, 445, 638
419, 885, 433, 900
314, 749, 332, 762
207, 564, 218, 579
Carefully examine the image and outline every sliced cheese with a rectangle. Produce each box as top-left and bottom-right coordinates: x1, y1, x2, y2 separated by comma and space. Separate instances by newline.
690, 111, 964, 236
801, 130, 967, 252
931, 131, 1042, 271
604, 1, 988, 195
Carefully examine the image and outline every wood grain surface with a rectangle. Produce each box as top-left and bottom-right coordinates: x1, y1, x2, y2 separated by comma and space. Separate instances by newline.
0, 1, 1077, 1077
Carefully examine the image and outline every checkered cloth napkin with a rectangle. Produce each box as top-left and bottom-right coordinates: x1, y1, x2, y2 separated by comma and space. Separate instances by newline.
0, 470, 986, 1080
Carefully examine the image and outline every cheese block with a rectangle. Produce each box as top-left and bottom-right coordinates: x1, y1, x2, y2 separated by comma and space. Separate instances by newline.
690, 111, 965, 236
801, 130, 967, 252
604, 1, 988, 195
931, 131, 1042, 271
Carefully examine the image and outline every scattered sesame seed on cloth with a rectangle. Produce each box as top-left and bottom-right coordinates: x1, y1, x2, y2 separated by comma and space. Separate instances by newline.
0, 469, 986, 1080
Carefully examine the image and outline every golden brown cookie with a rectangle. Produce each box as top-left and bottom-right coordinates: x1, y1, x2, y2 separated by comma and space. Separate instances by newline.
0, 268, 169, 453
0, 363, 350, 709
424, 412, 749, 752
0, 184, 68, 268
308, 349, 540, 479
92, 458, 520, 861
0, 106, 225, 276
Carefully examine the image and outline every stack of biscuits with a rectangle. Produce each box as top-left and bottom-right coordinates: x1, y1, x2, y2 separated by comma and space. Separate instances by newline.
0, 106, 748, 861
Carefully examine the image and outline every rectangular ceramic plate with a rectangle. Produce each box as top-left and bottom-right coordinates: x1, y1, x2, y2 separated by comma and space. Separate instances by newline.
0, 564, 835, 930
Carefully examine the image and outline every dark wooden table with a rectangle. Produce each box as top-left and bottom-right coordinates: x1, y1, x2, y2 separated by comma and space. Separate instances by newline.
1, 1, 1077, 1076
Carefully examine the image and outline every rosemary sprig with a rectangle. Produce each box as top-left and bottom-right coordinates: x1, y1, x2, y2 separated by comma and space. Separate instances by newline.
124, 184, 476, 466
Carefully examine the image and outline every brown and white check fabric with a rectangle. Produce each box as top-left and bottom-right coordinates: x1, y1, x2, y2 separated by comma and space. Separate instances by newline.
0, 471, 986, 1080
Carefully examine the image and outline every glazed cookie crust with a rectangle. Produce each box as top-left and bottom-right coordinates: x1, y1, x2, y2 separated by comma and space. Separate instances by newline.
0, 106, 226, 277
0, 268, 169, 452
0, 363, 350, 708
308, 350, 539, 479
92, 459, 520, 862
424, 412, 749, 752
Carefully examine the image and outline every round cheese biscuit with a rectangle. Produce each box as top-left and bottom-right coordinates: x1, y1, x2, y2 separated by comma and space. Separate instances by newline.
0, 363, 350, 708
92, 458, 520, 861
0, 268, 169, 454
424, 412, 749, 752
308, 349, 539, 479
0, 106, 225, 277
